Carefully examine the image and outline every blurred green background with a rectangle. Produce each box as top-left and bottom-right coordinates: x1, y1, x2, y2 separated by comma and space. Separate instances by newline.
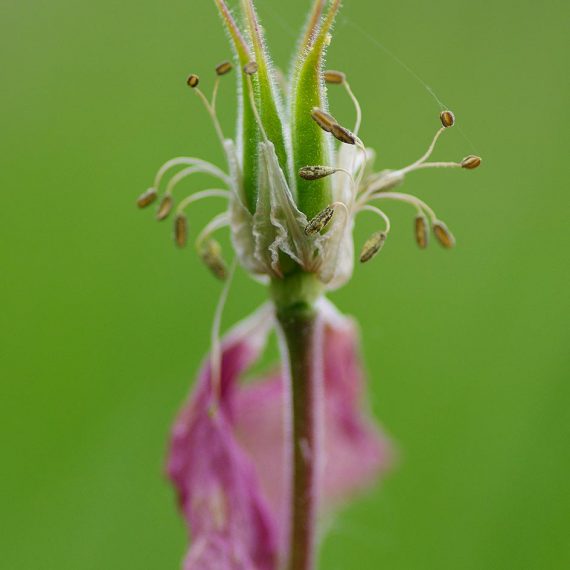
1, 0, 568, 568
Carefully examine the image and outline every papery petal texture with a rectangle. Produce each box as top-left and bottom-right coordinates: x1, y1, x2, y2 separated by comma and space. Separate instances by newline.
168, 301, 391, 569
167, 307, 278, 570
234, 299, 391, 519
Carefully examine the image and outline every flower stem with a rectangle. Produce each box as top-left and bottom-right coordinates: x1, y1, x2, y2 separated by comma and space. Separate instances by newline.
272, 272, 324, 570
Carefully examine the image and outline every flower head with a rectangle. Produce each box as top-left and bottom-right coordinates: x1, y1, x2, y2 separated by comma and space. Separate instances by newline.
137, 0, 481, 289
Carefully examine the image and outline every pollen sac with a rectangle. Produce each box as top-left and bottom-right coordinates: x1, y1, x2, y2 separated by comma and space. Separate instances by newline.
461, 155, 482, 170
415, 215, 429, 249
299, 165, 337, 181
360, 231, 387, 263
440, 110, 455, 128
137, 188, 157, 209
305, 206, 335, 236
331, 123, 357, 145
243, 61, 258, 75
186, 74, 200, 88
200, 240, 228, 281
156, 195, 173, 221
174, 214, 188, 248
215, 61, 233, 76
310, 107, 336, 133
324, 70, 346, 85
433, 221, 456, 249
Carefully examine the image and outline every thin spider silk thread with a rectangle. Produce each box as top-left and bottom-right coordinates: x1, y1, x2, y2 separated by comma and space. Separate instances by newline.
245, 0, 479, 154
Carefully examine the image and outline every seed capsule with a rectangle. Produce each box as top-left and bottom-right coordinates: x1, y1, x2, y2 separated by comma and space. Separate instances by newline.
137, 188, 157, 209
200, 240, 228, 281
311, 107, 336, 133
360, 232, 387, 263
215, 61, 233, 76
415, 215, 429, 249
156, 195, 173, 221
461, 155, 482, 169
243, 61, 258, 75
186, 74, 200, 88
299, 166, 337, 181
305, 206, 335, 235
433, 221, 456, 249
174, 214, 188, 248
331, 123, 357, 145
440, 110, 455, 128
324, 70, 346, 85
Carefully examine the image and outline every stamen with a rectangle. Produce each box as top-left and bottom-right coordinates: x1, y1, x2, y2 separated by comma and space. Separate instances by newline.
324, 70, 346, 85
357, 204, 391, 234
186, 74, 200, 88
299, 165, 338, 180
304, 201, 349, 235
364, 191, 437, 224
401, 126, 446, 173
156, 195, 173, 221
199, 239, 229, 281
153, 158, 230, 190
360, 231, 387, 263
164, 165, 229, 199
440, 110, 455, 128
174, 213, 188, 247
243, 61, 258, 75
461, 155, 482, 170
196, 212, 230, 248
311, 107, 336, 133
331, 123, 357, 145
176, 189, 230, 214
209, 258, 237, 409
433, 221, 456, 249
415, 214, 429, 249
305, 206, 335, 235
137, 188, 157, 208
215, 61, 233, 76
344, 82, 362, 136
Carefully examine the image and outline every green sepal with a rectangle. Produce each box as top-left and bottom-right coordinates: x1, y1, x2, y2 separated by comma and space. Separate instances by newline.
290, 0, 341, 220
213, 0, 259, 214
240, 0, 290, 185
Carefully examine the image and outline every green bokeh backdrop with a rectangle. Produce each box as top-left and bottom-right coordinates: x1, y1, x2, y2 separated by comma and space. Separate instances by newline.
1, 0, 568, 568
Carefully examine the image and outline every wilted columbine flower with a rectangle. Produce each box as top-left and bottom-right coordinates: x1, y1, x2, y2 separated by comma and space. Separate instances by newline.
138, 1, 481, 569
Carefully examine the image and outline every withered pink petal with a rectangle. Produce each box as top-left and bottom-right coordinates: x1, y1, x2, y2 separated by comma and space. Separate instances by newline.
168, 306, 278, 570
235, 299, 392, 519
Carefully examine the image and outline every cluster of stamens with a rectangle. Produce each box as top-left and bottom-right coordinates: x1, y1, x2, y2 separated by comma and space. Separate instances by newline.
138, 55, 481, 281
137, 61, 240, 280
302, 70, 481, 264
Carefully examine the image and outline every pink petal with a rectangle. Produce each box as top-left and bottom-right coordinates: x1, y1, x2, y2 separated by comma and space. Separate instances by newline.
167, 307, 278, 570
234, 299, 392, 518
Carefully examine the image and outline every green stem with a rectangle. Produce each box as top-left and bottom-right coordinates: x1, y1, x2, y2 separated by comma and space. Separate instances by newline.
272, 272, 324, 570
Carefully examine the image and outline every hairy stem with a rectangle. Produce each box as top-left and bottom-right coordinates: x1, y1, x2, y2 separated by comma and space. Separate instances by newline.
272, 272, 324, 570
